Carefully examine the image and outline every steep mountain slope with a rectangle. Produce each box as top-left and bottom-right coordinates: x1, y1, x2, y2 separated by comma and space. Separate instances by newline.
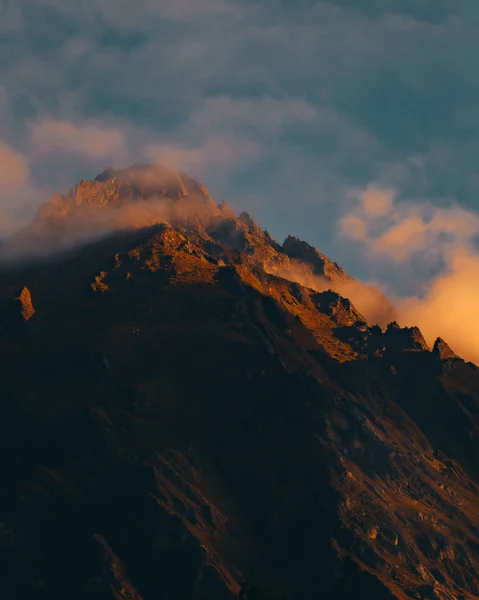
1, 164, 479, 600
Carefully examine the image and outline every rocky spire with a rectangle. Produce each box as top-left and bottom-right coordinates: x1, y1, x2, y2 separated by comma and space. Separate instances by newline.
433, 337, 458, 360
384, 321, 429, 352
218, 200, 236, 219
282, 235, 346, 280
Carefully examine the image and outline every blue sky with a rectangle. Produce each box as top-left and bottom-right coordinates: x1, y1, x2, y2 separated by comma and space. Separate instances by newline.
2, 0, 479, 359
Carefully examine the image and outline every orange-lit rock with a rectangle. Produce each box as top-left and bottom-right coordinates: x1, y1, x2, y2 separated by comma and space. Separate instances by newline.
0, 165, 478, 600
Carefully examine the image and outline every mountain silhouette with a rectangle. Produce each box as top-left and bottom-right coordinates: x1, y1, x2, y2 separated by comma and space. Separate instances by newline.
1, 164, 479, 600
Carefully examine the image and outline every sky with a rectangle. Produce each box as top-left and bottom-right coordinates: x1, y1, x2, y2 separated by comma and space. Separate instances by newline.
2, 0, 479, 360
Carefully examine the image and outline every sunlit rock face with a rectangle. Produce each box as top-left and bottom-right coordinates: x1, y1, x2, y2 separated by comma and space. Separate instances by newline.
0, 164, 479, 600
282, 234, 347, 280
433, 337, 459, 360
35, 163, 221, 224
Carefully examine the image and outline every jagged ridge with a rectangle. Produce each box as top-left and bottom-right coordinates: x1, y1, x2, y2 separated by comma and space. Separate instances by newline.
0, 164, 478, 600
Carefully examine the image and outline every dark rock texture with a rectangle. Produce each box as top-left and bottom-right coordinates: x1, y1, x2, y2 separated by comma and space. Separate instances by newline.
0, 164, 479, 600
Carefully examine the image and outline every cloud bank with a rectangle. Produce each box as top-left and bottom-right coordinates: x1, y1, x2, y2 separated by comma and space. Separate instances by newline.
399, 249, 479, 363
340, 184, 479, 364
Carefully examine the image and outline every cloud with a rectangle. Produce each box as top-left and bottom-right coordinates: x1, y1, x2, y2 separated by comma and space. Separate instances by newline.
29, 118, 126, 159
268, 260, 396, 327
0, 140, 38, 236
187, 96, 318, 137
340, 184, 479, 263
28, 0, 244, 31
147, 135, 262, 176
0, 141, 29, 197
340, 183, 479, 364
3, 0, 464, 248
360, 184, 395, 215
340, 215, 367, 240
373, 207, 479, 262
0, 94, 320, 231
398, 248, 479, 365
2, 0, 479, 366
144, 0, 242, 21
143, 95, 321, 188
0, 161, 230, 260
374, 215, 429, 260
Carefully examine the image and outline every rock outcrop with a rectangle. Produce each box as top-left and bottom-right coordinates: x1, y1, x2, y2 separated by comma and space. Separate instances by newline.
383, 321, 430, 352
433, 337, 459, 360
16, 286, 35, 323
282, 234, 346, 280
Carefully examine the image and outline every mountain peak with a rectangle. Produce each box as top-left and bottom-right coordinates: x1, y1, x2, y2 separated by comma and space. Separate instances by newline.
93, 165, 118, 182
384, 321, 429, 351
31, 163, 223, 229
238, 211, 259, 231
433, 336, 458, 360
94, 162, 176, 184
3, 161, 479, 600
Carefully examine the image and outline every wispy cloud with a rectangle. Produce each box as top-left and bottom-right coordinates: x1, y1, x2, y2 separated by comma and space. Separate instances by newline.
340, 183, 479, 363
340, 185, 479, 263
398, 248, 479, 365
187, 96, 318, 136
144, 95, 320, 183
30, 0, 244, 29
146, 135, 262, 176
29, 118, 126, 159
360, 185, 396, 216
0, 138, 54, 236
0, 140, 29, 197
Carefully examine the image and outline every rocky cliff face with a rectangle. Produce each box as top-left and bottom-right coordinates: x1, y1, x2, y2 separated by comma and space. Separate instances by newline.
1, 164, 479, 600
282, 235, 346, 280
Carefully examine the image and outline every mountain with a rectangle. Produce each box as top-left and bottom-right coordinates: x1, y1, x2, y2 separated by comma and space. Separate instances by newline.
1, 164, 479, 600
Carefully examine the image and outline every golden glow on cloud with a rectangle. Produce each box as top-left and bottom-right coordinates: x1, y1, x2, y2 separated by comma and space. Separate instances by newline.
341, 183, 479, 364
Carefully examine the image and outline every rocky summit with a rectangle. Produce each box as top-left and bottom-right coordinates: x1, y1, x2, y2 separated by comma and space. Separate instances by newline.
1, 164, 479, 600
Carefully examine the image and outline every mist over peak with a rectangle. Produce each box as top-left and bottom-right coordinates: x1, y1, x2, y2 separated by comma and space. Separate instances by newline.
34, 163, 217, 220
0, 163, 223, 262
1, 161, 468, 366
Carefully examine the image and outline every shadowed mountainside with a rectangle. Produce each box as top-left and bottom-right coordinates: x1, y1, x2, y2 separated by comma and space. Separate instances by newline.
1, 164, 479, 600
